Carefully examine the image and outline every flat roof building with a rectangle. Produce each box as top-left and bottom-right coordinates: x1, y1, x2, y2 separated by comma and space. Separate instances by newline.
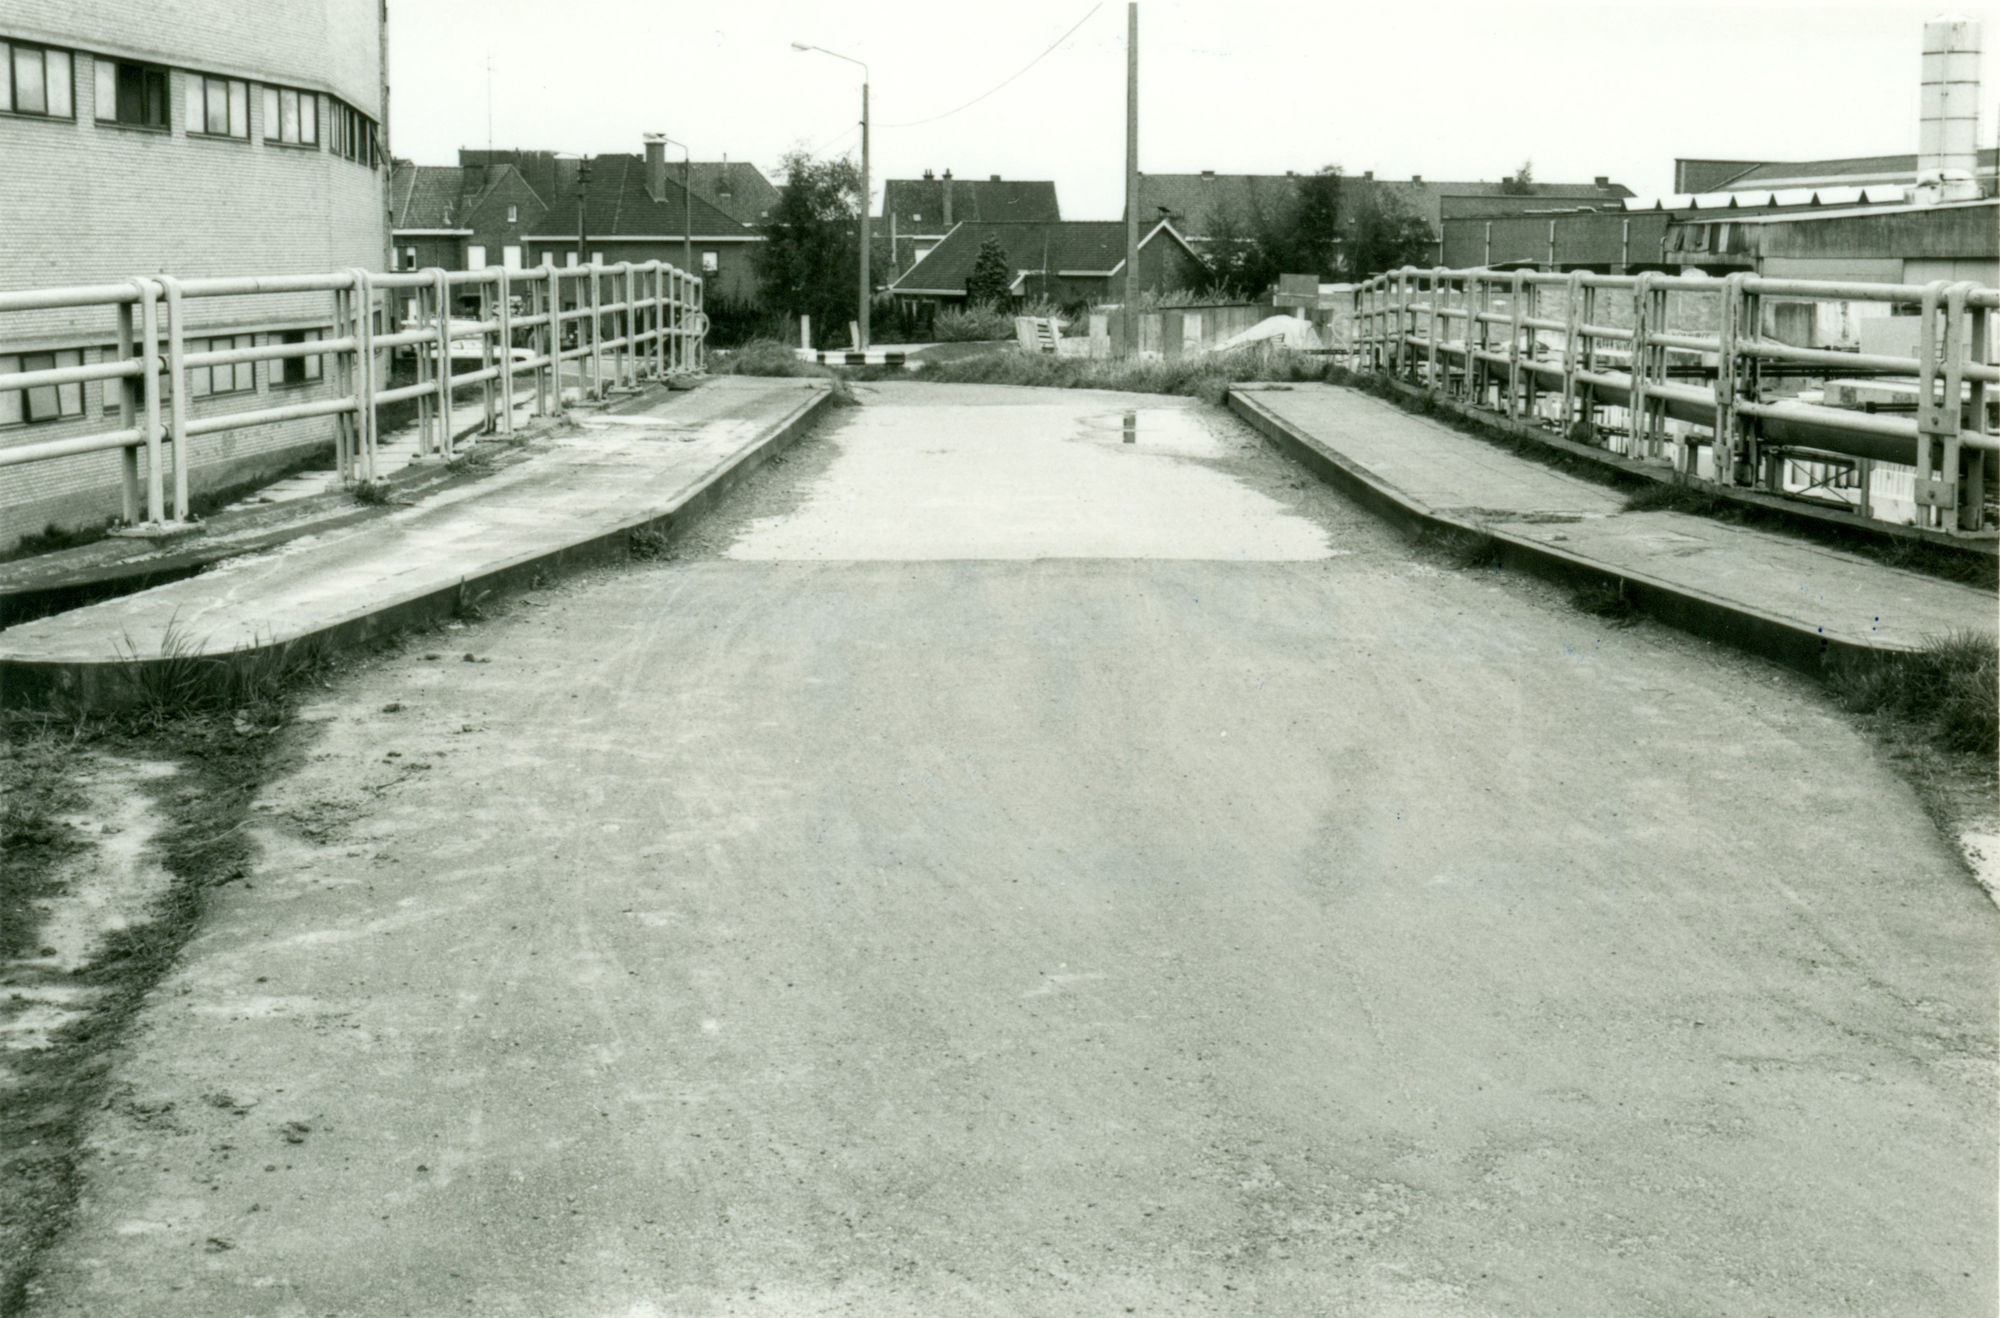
0, 0, 389, 547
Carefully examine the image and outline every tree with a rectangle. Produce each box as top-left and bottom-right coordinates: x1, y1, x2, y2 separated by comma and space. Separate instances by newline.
1194, 165, 1344, 297
754, 150, 863, 347
1342, 189, 1435, 280
965, 237, 1013, 306
1501, 159, 1534, 195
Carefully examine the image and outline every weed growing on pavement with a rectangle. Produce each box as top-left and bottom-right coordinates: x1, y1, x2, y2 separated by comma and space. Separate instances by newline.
1830, 630, 1999, 765
1570, 581, 1639, 627
1413, 523, 1500, 571
629, 527, 674, 561
350, 479, 394, 506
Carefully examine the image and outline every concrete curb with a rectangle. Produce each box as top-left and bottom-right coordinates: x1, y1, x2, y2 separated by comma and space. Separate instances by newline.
1365, 376, 1997, 566
1, 385, 837, 713
1227, 386, 1916, 676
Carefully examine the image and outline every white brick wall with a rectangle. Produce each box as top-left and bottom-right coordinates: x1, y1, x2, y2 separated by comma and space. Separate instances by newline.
0, 2, 387, 547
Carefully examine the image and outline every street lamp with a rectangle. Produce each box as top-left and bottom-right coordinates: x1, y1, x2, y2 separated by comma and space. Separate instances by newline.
790, 40, 869, 351
660, 133, 694, 280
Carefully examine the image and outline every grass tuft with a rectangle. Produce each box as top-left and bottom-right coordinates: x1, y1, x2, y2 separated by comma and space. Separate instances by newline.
114, 618, 336, 728
1571, 581, 1640, 627
1414, 524, 1501, 571
1829, 630, 1999, 762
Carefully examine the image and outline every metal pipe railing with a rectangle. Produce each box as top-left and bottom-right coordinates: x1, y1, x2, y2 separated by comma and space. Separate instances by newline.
0, 258, 704, 529
1331, 263, 1997, 533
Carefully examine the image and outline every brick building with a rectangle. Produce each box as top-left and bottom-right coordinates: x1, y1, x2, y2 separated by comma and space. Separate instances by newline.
879, 170, 1062, 277
0, 0, 389, 547
525, 136, 764, 303
889, 219, 1205, 315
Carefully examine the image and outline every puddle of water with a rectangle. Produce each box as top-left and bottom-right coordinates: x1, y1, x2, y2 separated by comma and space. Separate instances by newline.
727, 397, 1331, 562
1073, 407, 1236, 459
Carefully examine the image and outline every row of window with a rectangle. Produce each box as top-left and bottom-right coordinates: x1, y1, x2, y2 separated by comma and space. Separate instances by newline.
1, 332, 324, 428
1, 35, 372, 163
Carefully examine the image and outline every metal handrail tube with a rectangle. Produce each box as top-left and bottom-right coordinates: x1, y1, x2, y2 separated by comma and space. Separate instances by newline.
371, 328, 441, 351
371, 379, 438, 407
1651, 332, 1719, 353
0, 427, 145, 466
451, 365, 503, 386
174, 273, 353, 297
1739, 397, 2000, 450
183, 337, 357, 368
0, 357, 141, 389
1578, 323, 1635, 342
0, 282, 146, 312
1742, 276, 1933, 303
183, 395, 356, 436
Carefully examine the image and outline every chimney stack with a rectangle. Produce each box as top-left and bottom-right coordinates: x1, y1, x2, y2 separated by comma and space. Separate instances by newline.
1917, 18, 1982, 202
1594, 175, 1610, 187
943, 169, 954, 227
922, 168, 934, 180
643, 132, 667, 201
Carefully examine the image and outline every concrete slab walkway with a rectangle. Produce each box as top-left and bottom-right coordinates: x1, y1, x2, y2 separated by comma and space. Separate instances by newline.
0, 376, 831, 708
1230, 384, 1996, 668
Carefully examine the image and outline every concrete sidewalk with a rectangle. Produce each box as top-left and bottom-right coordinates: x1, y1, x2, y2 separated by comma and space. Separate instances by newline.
0, 376, 832, 708
1230, 384, 1997, 670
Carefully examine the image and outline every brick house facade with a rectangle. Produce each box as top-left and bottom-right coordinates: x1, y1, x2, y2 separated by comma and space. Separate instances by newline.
0, 0, 388, 548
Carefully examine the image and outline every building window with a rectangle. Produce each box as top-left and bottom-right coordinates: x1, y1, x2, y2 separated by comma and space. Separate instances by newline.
260, 84, 317, 145
398, 246, 417, 271
275, 330, 323, 386
1, 41, 74, 118
565, 251, 579, 268
506, 204, 518, 223
328, 98, 378, 166
700, 251, 718, 273
187, 73, 248, 138
189, 337, 253, 397
502, 246, 522, 271
1, 351, 86, 426
467, 245, 487, 270
93, 58, 169, 128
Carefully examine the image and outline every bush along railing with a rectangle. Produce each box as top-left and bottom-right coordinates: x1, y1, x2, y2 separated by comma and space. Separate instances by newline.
0, 260, 706, 530
1336, 267, 1996, 535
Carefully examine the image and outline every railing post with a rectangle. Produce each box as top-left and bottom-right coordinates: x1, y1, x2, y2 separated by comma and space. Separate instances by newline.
588, 262, 604, 399
1963, 285, 1989, 532
350, 269, 379, 483
1507, 270, 1526, 419
414, 276, 435, 457
654, 264, 669, 378
1560, 270, 1584, 436
1629, 272, 1653, 464
158, 276, 192, 521
1467, 274, 1487, 406
477, 272, 497, 434
546, 266, 566, 415
693, 273, 706, 371
432, 268, 455, 453
496, 266, 516, 434
114, 292, 139, 523
1713, 273, 1752, 488
1914, 280, 1963, 531
1427, 267, 1444, 391
133, 278, 166, 524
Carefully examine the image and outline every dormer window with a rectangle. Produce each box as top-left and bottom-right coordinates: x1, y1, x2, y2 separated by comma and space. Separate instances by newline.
507, 204, 518, 223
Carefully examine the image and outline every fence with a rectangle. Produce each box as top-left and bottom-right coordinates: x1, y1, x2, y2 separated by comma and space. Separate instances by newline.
1336, 267, 1996, 534
0, 260, 706, 529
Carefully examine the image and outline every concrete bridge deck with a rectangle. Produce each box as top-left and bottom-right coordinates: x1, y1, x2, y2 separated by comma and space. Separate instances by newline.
13, 381, 1992, 1317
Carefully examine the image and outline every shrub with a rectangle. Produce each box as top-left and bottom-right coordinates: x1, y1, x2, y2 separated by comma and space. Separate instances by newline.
1831, 630, 1999, 761
933, 304, 1018, 342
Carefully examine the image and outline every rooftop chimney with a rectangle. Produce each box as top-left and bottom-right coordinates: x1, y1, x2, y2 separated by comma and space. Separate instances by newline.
1593, 175, 1610, 187
1917, 18, 1982, 203
943, 170, 954, 227
1362, 170, 1373, 180
1200, 169, 1214, 178
642, 133, 667, 201
1411, 174, 1422, 183
922, 168, 934, 180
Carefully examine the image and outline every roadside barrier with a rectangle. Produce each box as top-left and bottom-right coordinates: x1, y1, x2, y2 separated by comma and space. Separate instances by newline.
0, 260, 706, 529
1338, 267, 1996, 534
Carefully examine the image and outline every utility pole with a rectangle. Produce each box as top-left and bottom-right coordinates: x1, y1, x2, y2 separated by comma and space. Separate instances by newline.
664, 135, 693, 279
576, 155, 591, 267
860, 77, 871, 351
791, 42, 870, 351
1123, 2, 1139, 355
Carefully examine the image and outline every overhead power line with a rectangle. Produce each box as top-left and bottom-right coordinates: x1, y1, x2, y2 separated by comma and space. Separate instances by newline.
881, 4, 1103, 129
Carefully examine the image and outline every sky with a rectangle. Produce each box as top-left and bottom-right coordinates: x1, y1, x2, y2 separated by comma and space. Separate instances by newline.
387, 1, 2000, 215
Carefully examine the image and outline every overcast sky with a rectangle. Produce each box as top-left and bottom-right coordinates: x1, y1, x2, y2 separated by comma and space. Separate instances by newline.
388, 1, 2000, 214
